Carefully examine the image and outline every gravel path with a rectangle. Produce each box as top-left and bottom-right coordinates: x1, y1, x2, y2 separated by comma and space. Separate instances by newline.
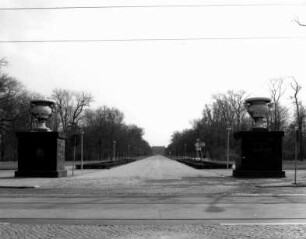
1, 156, 306, 196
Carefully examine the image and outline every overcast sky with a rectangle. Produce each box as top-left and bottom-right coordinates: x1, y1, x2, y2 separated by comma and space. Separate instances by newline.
1, 0, 306, 146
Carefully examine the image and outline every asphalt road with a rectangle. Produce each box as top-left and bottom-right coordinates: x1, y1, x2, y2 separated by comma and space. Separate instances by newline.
0, 155, 306, 225
0, 195, 306, 224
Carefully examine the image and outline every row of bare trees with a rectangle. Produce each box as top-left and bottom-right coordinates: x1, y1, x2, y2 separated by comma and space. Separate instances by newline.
82, 107, 151, 160
50, 90, 151, 161
167, 90, 251, 160
0, 60, 151, 161
167, 78, 305, 161
0, 59, 33, 160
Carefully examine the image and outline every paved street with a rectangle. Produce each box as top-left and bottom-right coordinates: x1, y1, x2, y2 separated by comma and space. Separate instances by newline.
0, 155, 306, 238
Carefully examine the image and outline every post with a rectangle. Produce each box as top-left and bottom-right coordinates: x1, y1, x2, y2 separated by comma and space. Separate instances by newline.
294, 126, 298, 185
226, 127, 231, 169
184, 143, 187, 159
0, 133, 2, 162
80, 131, 84, 170
72, 135, 76, 176
112, 140, 116, 161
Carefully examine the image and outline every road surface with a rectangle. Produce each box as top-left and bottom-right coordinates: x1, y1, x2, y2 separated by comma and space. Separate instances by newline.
0, 155, 306, 238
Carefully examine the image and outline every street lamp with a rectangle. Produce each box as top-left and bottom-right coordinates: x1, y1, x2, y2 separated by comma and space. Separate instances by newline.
294, 126, 299, 185
112, 140, 116, 161
226, 127, 232, 169
68, 122, 84, 173
80, 130, 84, 170
0, 133, 2, 162
72, 134, 77, 176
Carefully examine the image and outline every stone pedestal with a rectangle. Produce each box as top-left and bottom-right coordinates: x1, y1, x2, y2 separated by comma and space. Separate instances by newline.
15, 132, 67, 177
233, 131, 285, 178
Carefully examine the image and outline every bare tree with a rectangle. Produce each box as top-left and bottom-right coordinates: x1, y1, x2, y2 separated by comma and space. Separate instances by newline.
0, 74, 24, 132
52, 89, 93, 135
227, 90, 248, 131
269, 78, 288, 131
213, 93, 235, 128
290, 78, 304, 160
0, 60, 33, 160
213, 90, 249, 131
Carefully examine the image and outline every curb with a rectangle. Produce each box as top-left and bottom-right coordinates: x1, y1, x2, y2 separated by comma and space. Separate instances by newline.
0, 185, 39, 189
256, 183, 306, 188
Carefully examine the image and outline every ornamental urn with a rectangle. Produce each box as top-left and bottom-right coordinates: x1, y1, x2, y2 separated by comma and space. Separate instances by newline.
244, 97, 273, 129
30, 98, 56, 132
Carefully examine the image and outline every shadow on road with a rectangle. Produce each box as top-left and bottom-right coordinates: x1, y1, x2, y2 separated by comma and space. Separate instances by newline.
206, 194, 226, 213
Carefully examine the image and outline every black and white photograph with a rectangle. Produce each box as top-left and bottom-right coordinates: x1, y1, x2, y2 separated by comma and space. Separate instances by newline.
0, 0, 306, 238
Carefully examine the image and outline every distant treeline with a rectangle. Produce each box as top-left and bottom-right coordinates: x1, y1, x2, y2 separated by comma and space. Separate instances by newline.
167, 79, 305, 161
0, 58, 152, 161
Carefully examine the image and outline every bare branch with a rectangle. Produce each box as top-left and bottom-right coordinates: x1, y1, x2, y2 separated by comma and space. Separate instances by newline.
52, 89, 93, 134
294, 16, 306, 27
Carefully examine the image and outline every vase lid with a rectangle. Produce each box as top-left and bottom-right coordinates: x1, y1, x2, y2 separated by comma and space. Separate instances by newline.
30, 98, 55, 104
245, 97, 271, 104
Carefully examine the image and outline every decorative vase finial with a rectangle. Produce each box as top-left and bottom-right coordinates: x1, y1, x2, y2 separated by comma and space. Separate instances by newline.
245, 97, 272, 130
30, 98, 56, 132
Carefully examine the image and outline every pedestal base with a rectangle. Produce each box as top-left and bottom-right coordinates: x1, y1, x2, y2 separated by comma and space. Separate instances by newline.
233, 131, 285, 178
233, 169, 285, 178
15, 170, 67, 178
15, 132, 67, 178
